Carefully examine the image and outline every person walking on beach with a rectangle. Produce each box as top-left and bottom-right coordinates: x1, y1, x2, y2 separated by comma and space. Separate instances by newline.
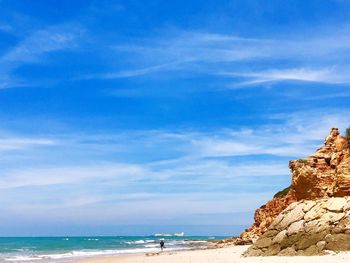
160, 240, 165, 251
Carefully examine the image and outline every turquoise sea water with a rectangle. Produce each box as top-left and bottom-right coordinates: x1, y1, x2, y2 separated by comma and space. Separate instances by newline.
0, 236, 226, 262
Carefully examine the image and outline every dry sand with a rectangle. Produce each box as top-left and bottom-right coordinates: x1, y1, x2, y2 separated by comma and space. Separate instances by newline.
75, 245, 350, 263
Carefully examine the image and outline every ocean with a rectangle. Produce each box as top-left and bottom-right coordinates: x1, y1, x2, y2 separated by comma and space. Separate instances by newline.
0, 236, 226, 262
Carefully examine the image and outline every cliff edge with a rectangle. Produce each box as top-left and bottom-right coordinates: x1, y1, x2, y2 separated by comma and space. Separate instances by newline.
236, 128, 350, 244
245, 197, 350, 256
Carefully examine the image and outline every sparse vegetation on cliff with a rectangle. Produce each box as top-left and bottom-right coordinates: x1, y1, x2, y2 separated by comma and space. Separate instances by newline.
297, 159, 308, 164
273, 186, 291, 198
238, 128, 350, 245
346, 127, 350, 138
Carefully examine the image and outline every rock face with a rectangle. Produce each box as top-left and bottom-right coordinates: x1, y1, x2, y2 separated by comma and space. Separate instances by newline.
237, 128, 350, 244
244, 197, 350, 256
208, 238, 237, 248
290, 128, 350, 199
236, 191, 297, 244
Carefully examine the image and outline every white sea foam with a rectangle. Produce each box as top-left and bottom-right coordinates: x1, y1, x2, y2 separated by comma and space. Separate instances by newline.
144, 244, 159, 248
134, 240, 146, 244
3, 246, 193, 262
4, 248, 160, 262
5, 256, 43, 261
2, 238, 211, 262
126, 239, 155, 245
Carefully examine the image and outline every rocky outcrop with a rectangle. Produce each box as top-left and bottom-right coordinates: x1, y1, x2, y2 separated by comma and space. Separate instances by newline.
208, 238, 237, 248
244, 197, 350, 256
290, 128, 349, 199
236, 128, 350, 244
236, 191, 297, 244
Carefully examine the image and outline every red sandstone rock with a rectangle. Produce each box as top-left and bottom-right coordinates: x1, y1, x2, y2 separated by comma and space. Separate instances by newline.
236, 191, 297, 244
290, 128, 350, 199
236, 128, 350, 244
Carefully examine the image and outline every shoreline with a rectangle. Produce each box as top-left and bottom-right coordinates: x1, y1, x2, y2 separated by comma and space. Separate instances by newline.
0, 236, 223, 262
73, 246, 244, 263
72, 246, 214, 263
73, 245, 350, 263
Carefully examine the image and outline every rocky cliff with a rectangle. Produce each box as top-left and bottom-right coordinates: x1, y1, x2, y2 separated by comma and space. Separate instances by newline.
236, 128, 350, 244
290, 128, 349, 199
244, 197, 350, 256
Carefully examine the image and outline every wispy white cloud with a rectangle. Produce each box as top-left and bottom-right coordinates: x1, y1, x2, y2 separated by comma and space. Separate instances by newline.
0, 163, 147, 189
2, 23, 82, 63
0, 75, 30, 89
155, 161, 289, 180
2, 109, 347, 185
0, 23, 12, 32
0, 129, 56, 152
302, 91, 350, 100
0, 191, 273, 226
0, 137, 55, 151
82, 60, 189, 80
222, 67, 350, 86
0, 157, 289, 190
4, 32, 70, 62
0, 109, 349, 226
0, 23, 84, 89
88, 29, 350, 86
92, 32, 270, 79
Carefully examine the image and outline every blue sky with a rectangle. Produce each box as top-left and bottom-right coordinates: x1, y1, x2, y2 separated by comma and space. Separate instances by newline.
0, 0, 350, 236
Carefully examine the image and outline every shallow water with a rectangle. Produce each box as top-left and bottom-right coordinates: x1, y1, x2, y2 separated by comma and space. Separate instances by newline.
0, 236, 226, 262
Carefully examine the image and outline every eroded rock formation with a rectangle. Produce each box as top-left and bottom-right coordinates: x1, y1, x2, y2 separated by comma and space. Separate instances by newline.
290, 128, 349, 199
244, 197, 350, 256
236, 128, 350, 244
236, 191, 297, 244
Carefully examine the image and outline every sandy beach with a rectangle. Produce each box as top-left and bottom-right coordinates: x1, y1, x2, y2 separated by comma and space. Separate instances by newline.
75, 245, 350, 263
